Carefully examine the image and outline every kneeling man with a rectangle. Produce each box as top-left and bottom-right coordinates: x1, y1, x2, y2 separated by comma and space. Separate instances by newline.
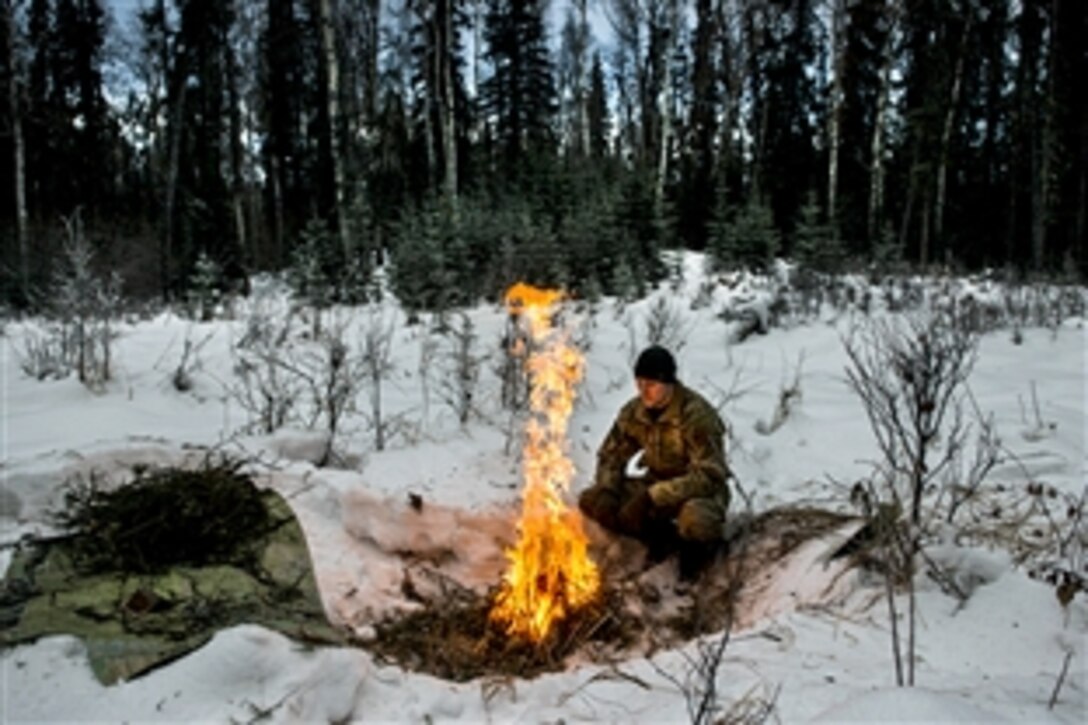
579, 345, 730, 581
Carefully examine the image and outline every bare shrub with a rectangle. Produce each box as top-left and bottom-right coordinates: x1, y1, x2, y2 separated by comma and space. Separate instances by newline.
359, 307, 398, 452
968, 448, 1087, 610
1018, 381, 1058, 442
306, 333, 360, 464
1020, 484, 1086, 607
935, 390, 1001, 525
998, 280, 1084, 337
187, 252, 222, 322
717, 295, 771, 345
438, 312, 485, 426
15, 323, 69, 380
716, 683, 781, 725
880, 276, 925, 313
497, 309, 532, 456
229, 312, 304, 434
264, 315, 383, 463
498, 309, 531, 413
755, 352, 804, 436
166, 327, 216, 393
663, 633, 734, 725
690, 280, 716, 310
51, 211, 124, 389
650, 493, 765, 724
643, 296, 692, 353
228, 309, 387, 463
417, 327, 440, 432
843, 308, 979, 685
844, 310, 979, 531
916, 394, 1085, 617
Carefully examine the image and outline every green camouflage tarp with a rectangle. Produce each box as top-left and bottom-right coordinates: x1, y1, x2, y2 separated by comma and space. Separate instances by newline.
0, 490, 346, 685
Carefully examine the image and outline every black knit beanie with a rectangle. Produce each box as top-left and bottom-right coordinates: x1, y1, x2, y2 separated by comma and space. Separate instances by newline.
634, 345, 677, 384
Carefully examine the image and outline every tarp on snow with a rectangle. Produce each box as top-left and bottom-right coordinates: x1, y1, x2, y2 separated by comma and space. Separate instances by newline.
0, 489, 345, 685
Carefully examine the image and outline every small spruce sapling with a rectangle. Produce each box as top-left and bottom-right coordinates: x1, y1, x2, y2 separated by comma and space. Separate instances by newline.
188, 252, 222, 321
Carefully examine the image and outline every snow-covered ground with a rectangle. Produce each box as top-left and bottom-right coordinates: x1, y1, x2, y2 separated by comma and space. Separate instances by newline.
2, 254, 1085, 722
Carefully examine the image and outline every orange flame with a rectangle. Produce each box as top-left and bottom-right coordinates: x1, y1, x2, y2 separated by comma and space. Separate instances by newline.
490, 283, 600, 642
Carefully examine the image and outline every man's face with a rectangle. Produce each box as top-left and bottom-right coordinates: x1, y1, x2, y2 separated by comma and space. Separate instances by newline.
636, 377, 673, 410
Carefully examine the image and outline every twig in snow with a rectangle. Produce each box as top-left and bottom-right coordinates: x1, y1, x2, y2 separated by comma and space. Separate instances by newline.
1048, 650, 1073, 710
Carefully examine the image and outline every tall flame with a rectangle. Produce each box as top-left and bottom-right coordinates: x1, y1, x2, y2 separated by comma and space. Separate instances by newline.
490, 283, 600, 642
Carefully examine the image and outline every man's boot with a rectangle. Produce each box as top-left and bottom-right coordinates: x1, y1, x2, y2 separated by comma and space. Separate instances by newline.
643, 520, 680, 566
678, 539, 720, 583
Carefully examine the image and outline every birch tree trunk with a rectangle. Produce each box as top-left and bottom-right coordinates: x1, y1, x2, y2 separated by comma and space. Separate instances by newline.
899, 161, 919, 262
227, 35, 247, 264
418, 3, 435, 188
745, 2, 769, 202
440, 0, 456, 204
576, 0, 590, 156
318, 0, 351, 260
827, 0, 845, 234
716, 0, 742, 202
473, 0, 482, 106
1033, 0, 1058, 271
1032, 120, 1048, 270
164, 82, 186, 298
365, 0, 379, 121
4, 0, 28, 301
609, 0, 643, 162
935, 13, 972, 252
919, 186, 931, 267
654, 17, 673, 206
868, 0, 899, 243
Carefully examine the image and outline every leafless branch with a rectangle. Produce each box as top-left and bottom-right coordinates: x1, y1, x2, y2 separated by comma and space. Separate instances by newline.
842, 308, 979, 686
1048, 650, 1074, 710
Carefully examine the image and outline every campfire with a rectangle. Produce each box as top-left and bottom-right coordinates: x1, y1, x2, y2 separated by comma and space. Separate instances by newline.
359, 288, 869, 682
489, 283, 601, 643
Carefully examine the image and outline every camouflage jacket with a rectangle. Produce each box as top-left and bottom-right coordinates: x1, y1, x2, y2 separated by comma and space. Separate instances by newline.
594, 383, 729, 508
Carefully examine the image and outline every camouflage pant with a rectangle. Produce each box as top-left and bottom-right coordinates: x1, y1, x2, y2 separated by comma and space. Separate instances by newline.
578, 476, 726, 544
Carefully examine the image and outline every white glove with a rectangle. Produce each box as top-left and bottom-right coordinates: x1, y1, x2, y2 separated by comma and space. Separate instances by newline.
625, 449, 649, 478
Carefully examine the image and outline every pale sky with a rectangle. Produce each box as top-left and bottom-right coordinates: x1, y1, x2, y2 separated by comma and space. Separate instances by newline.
105, 0, 613, 51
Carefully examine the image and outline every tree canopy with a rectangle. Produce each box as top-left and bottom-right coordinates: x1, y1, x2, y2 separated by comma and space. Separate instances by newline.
1, 0, 1084, 310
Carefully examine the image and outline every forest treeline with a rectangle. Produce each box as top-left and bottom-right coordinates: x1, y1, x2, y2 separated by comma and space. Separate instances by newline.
1, 0, 1085, 312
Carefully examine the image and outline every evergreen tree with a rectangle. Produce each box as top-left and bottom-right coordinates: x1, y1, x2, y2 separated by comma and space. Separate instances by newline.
609, 256, 637, 302
586, 51, 610, 159
556, 1, 590, 156
708, 195, 779, 273
388, 195, 461, 316
22, 0, 112, 219
162, 0, 240, 293
871, 219, 905, 279
369, 28, 412, 239
4, 0, 1084, 305
287, 217, 336, 312
188, 251, 222, 321
758, 0, 820, 251
836, 0, 892, 255
23, 0, 53, 223
794, 193, 843, 275
404, 0, 471, 200
895, 0, 976, 267
613, 167, 669, 293
479, 0, 557, 185
956, 0, 1011, 270
1, 1, 24, 302
554, 162, 619, 297
261, 0, 322, 261
676, 0, 717, 251
1044, 0, 1086, 275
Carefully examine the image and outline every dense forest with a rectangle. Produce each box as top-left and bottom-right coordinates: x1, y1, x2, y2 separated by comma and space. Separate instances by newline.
1, 0, 1085, 311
